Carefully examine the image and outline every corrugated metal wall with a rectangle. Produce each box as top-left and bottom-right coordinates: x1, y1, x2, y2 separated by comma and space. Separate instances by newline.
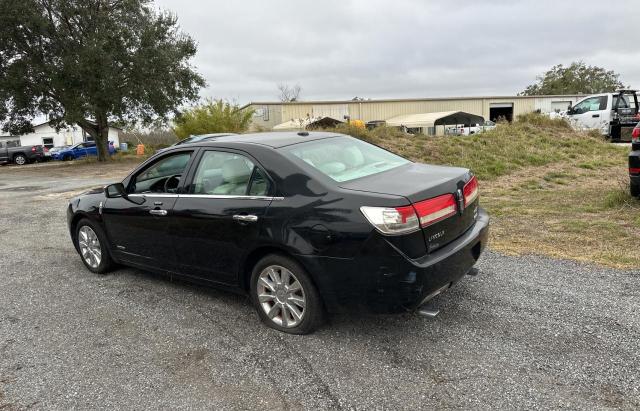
248, 95, 585, 130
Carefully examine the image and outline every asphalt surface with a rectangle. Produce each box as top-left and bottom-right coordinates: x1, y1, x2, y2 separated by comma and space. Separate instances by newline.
1, 161, 639, 410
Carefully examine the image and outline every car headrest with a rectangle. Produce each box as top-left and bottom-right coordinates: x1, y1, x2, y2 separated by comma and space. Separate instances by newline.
342, 146, 365, 168
222, 158, 252, 183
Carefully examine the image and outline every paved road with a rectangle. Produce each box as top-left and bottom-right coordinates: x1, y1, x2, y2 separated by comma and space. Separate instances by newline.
1, 162, 639, 410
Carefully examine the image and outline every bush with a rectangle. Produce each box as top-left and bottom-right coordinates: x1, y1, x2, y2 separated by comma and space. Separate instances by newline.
173, 99, 254, 138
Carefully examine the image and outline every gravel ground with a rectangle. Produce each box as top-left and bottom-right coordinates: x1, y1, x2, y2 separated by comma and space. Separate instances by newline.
0, 162, 639, 410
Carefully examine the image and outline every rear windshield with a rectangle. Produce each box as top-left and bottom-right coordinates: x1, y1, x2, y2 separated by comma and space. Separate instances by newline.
283, 136, 409, 182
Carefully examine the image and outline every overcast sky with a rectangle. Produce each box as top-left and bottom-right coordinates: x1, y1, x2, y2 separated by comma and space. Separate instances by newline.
153, 0, 639, 104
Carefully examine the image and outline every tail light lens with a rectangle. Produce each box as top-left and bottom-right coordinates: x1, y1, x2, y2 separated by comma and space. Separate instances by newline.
630, 168, 640, 174
463, 176, 479, 206
360, 205, 419, 235
632, 127, 640, 143
413, 194, 457, 227
31, 146, 36, 152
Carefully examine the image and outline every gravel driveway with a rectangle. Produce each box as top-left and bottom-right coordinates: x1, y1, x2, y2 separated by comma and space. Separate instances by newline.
1, 162, 639, 410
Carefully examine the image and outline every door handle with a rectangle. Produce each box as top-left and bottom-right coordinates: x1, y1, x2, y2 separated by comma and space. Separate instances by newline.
592, 114, 600, 118
149, 209, 168, 216
233, 214, 258, 223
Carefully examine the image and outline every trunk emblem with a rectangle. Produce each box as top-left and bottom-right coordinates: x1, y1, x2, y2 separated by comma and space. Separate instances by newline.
456, 189, 464, 215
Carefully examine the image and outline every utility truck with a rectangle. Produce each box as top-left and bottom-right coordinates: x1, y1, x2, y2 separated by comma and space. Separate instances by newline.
565, 90, 639, 141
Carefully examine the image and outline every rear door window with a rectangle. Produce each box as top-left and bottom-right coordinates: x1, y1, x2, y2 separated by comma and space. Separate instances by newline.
191, 150, 270, 196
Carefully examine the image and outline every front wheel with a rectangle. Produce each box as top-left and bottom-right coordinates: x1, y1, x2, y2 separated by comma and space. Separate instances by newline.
250, 254, 324, 334
75, 219, 115, 274
13, 154, 27, 165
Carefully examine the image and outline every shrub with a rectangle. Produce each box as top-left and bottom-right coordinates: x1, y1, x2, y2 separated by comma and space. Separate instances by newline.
173, 99, 254, 138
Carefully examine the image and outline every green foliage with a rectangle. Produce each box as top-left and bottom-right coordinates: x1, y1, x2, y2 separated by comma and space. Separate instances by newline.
0, 0, 205, 160
173, 100, 254, 138
520, 61, 626, 95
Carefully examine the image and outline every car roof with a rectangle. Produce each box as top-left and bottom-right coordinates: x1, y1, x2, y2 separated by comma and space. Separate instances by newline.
184, 131, 342, 149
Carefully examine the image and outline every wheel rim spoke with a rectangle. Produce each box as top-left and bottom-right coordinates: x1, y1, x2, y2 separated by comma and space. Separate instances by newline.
258, 293, 275, 303
257, 265, 306, 328
79, 226, 101, 268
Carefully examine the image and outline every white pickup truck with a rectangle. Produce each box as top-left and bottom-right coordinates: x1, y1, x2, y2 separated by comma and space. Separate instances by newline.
565, 90, 639, 141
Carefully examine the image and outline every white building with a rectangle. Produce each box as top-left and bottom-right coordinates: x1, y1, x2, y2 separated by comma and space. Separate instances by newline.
0, 122, 121, 149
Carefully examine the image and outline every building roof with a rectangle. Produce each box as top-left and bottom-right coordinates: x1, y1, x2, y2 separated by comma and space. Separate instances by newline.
385, 111, 485, 127
239, 94, 586, 109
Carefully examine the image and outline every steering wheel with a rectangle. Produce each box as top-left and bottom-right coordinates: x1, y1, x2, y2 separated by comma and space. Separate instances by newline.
164, 174, 181, 193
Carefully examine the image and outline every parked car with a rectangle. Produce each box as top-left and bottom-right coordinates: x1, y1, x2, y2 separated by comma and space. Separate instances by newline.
172, 133, 238, 146
67, 132, 489, 334
51, 141, 116, 160
566, 90, 639, 141
629, 122, 640, 196
0, 141, 44, 165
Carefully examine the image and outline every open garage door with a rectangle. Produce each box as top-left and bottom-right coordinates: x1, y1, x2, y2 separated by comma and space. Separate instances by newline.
489, 103, 513, 122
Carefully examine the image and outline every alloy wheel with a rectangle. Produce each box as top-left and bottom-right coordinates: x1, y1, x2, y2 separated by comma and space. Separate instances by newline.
14, 155, 25, 165
257, 265, 306, 328
78, 226, 102, 269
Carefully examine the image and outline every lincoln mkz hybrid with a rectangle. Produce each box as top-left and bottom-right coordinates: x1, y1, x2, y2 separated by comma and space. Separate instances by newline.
67, 132, 489, 334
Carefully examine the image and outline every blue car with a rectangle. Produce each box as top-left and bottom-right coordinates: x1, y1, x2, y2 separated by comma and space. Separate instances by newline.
52, 141, 116, 161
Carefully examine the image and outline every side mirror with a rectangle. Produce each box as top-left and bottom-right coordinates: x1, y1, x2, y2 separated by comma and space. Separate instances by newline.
105, 183, 126, 198
566, 106, 574, 114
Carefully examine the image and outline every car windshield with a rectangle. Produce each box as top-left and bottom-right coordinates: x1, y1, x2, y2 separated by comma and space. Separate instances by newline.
283, 136, 410, 183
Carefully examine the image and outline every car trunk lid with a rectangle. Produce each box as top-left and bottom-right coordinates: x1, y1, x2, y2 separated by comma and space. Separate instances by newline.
341, 163, 478, 253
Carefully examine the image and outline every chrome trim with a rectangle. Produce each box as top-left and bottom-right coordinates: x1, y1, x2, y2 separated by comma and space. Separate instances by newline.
125, 193, 284, 201
179, 194, 284, 201
128, 193, 179, 198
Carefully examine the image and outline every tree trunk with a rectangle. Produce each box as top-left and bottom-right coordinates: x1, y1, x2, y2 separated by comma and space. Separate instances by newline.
95, 112, 109, 162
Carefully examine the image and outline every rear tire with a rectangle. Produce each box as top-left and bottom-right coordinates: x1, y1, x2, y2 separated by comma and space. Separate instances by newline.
13, 154, 26, 165
75, 218, 115, 274
250, 254, 324, 334
631, 181, 640, 197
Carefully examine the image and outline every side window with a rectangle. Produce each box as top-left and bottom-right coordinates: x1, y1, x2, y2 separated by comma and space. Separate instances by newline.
191, 151, 270, 196
130, 152, 192, 194
574, 96, 607, 113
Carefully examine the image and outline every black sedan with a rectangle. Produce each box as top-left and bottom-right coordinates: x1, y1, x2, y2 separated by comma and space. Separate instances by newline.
67, 132, 489, 334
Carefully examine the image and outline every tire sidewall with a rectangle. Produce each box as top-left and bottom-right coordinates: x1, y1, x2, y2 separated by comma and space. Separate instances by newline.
75, 218, 113, 274
250, 254, 323, 335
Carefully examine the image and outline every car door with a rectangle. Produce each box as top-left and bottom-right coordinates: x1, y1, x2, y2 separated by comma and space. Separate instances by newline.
101, 149, 196, 270
170, 149, 275, 285
85, 142, 97, 157
569, 95, 609, 131
0, 141, 8, 162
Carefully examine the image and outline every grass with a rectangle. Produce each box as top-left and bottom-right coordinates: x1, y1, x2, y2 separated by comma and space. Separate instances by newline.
332, 113, 639, 269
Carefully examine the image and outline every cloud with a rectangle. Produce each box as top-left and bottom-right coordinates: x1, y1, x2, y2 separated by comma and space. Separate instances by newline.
154, 0, 639, 103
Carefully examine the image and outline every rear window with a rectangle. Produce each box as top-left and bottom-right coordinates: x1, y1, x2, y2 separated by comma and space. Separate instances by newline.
283, 136, 409, 182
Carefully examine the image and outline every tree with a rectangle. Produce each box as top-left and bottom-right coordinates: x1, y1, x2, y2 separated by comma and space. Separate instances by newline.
0, 0, 205, 161
520, 61, 626, 96
172, 99, 254, 139
277, 83, 302, 102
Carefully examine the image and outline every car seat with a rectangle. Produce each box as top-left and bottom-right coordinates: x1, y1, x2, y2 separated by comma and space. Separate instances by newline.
212, 158, 252, 195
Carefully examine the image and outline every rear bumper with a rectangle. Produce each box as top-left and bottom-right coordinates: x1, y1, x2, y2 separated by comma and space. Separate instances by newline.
299, 208, 490, 313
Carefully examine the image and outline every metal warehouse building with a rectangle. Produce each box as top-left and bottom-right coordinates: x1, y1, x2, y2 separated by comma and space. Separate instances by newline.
242, 94, 584, 134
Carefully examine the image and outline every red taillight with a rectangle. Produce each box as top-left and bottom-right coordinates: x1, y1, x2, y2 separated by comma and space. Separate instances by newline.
413, 194, 457, 227
630, 167, 640, 174
31, 146, 36, 152
632, 128, 640, 143
463, 176, 479, 206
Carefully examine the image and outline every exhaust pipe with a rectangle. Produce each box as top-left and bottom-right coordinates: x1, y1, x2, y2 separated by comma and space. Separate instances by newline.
417, 306, 440, 318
